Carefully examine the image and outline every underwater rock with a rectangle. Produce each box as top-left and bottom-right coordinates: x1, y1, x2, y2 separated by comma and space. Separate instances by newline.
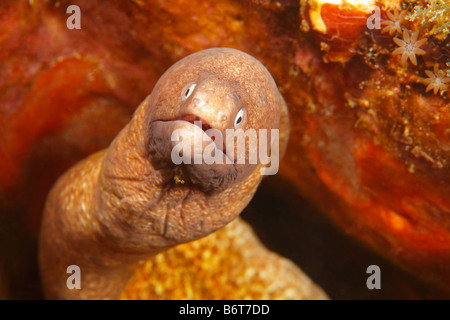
301, 0, 375, 63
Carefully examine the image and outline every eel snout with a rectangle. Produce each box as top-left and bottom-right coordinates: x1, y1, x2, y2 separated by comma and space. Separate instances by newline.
148, 119, 237, 192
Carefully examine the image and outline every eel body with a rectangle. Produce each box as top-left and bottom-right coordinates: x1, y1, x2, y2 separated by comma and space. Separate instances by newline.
39, 48, 289, 299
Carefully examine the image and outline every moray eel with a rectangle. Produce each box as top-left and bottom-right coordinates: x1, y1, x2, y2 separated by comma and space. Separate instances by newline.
39, 48, 289, 299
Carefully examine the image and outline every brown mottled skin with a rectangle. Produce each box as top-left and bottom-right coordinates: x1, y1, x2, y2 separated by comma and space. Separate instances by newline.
39, 48, 289, 299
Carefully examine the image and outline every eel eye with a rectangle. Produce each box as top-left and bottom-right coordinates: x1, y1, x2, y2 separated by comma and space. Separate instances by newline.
182, 83, 196, 101
234, 108, 245, 128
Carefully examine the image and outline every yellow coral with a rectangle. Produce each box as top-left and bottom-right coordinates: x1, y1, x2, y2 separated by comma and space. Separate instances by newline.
421, 64, 450, 95
408, 0, 450, 40
382, 9, 407, 35
392, 30, 427, 66
121, 218, 328, 300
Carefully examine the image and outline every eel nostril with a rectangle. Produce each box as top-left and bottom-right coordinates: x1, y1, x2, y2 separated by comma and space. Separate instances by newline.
219, 113, 227, 122
192, 98, 205, 107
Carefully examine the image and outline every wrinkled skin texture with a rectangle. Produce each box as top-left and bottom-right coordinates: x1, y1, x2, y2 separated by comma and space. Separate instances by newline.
39, 48, 288, 299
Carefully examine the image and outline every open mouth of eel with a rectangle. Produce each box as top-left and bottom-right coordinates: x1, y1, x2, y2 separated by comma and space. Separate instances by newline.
153, 114, 236, 164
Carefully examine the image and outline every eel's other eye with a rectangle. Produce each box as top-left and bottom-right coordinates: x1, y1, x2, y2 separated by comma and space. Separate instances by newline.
182, 83, 196, 100
234, 108, 245, 128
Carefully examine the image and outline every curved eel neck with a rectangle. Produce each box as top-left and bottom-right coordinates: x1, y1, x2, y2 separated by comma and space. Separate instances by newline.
38, 110, 263, 299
